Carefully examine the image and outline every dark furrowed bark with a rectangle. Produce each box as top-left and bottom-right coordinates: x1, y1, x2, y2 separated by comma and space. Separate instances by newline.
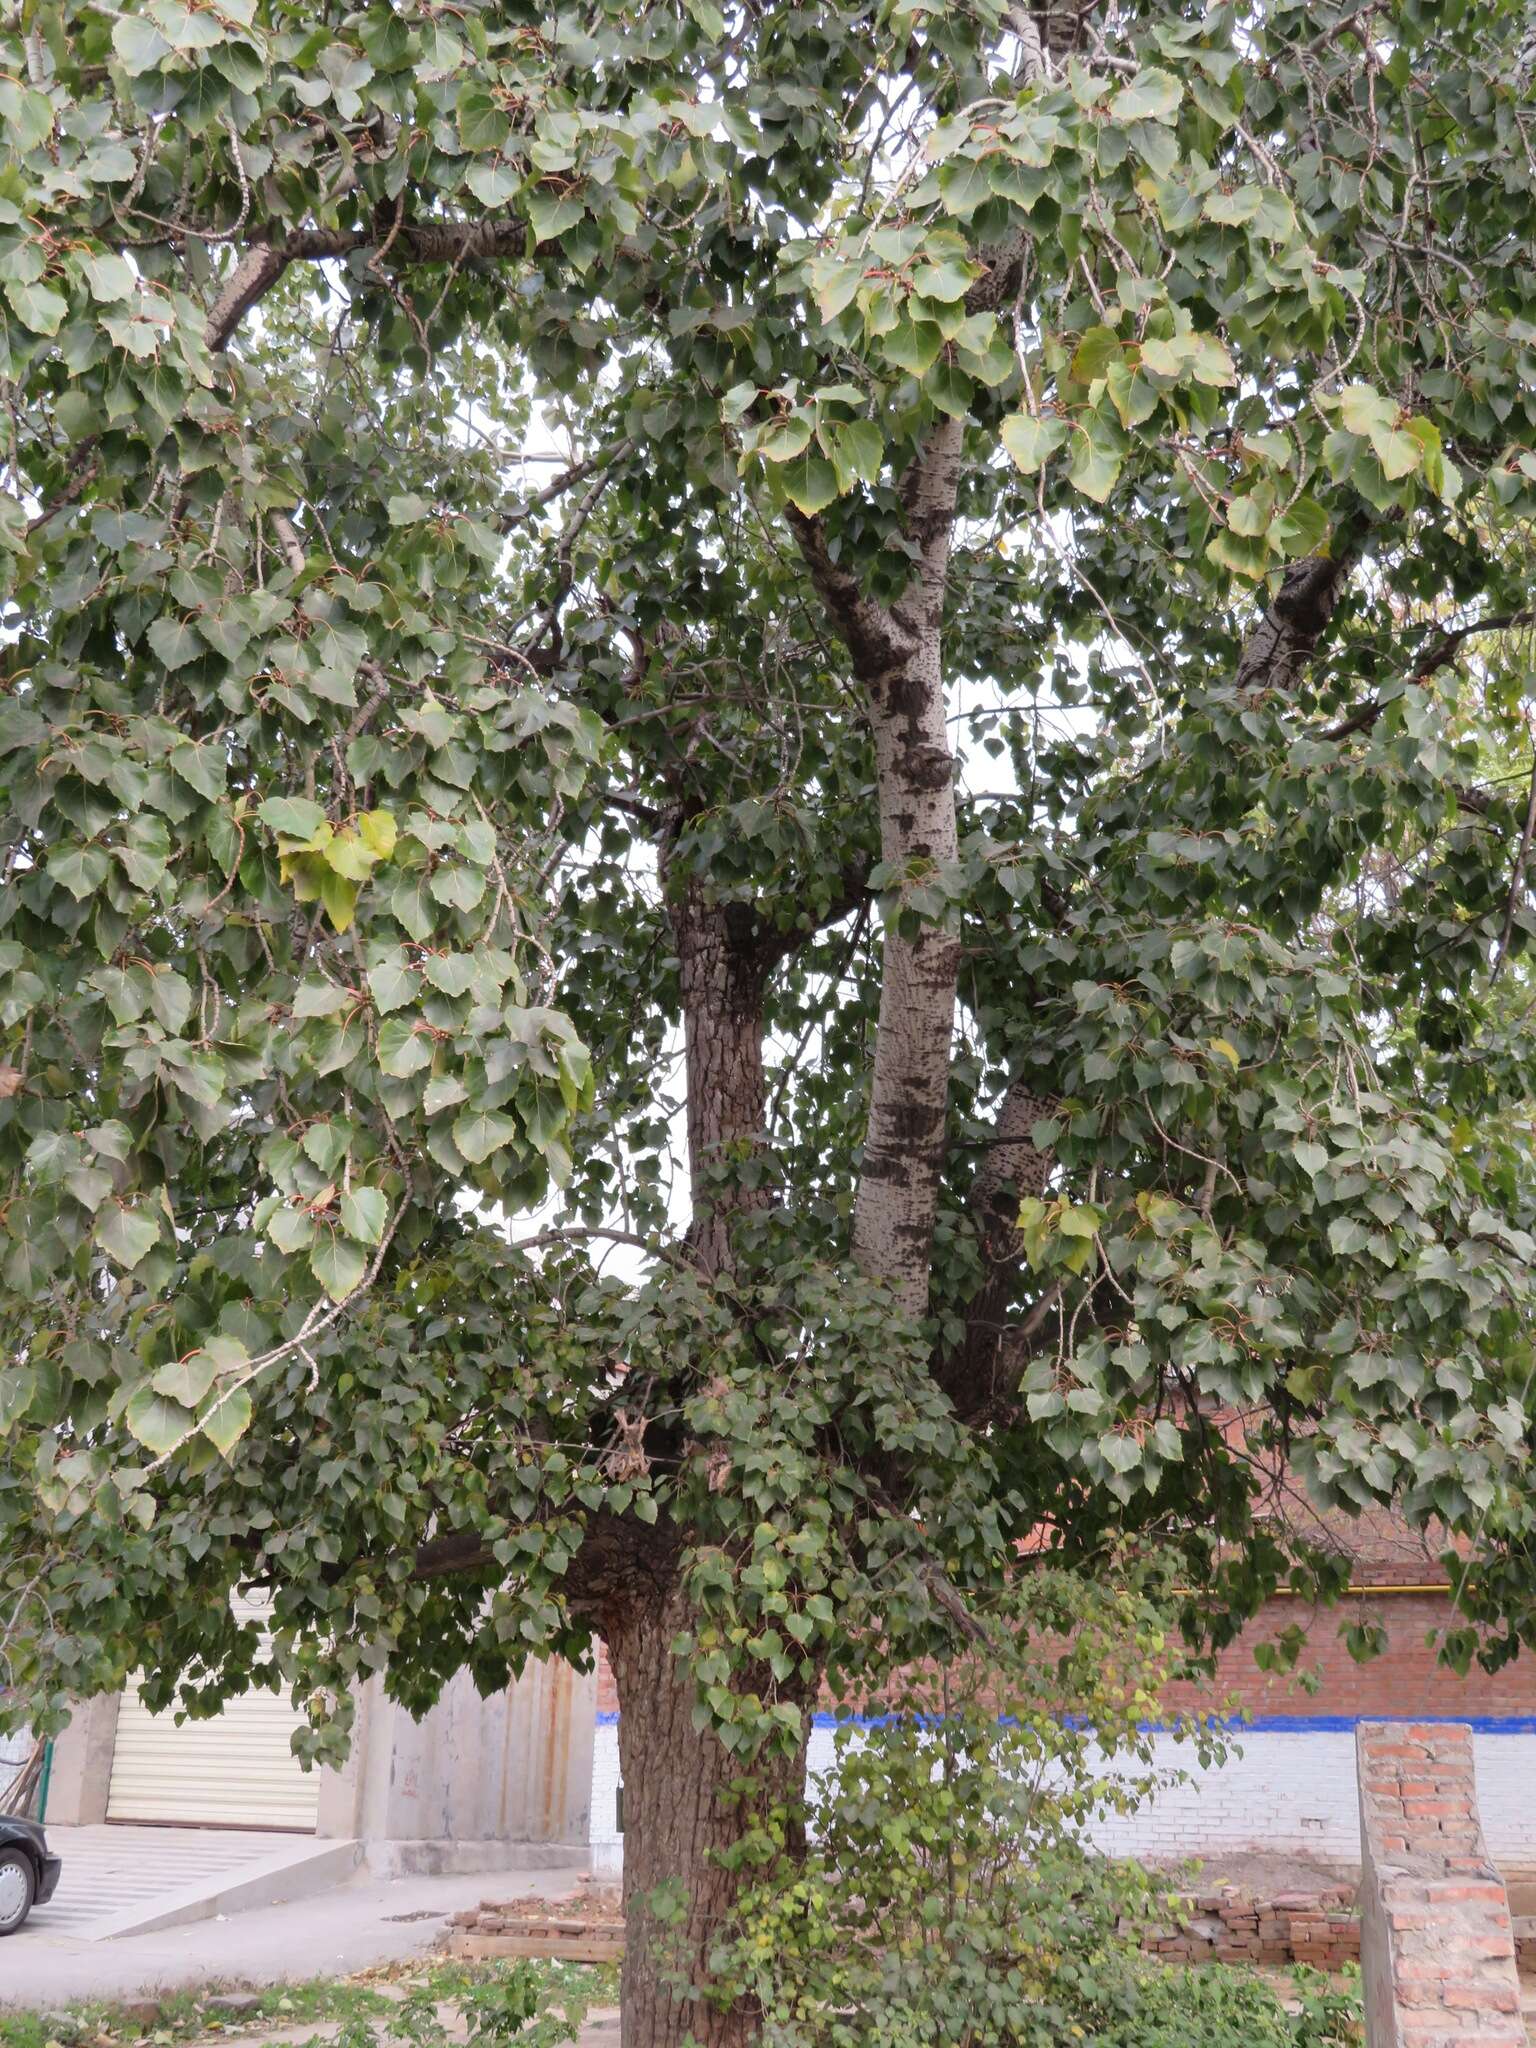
667, 880, 774, 1278
605, 1574, 814, 2048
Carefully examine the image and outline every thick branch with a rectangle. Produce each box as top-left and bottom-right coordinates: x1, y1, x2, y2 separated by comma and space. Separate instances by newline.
666, 875, 774, 1278
789, 422, 966, 1317
937, 1076, 1058, 1419
202, 219, 529, 354
1492, 754, 1536, 983
1236, 545, 1358, 697
206, 242, 289, 352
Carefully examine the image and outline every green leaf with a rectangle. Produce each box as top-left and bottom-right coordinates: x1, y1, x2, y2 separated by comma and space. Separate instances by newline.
430, 865, 487, 913
203, 1385, 253, 1458
377, 1016, 432, 1077
258, 795, 328, 843
82, 253, 136, 303
125, 1387, 193, 1456
97, 1202, 161, 1270
146, 969, 192, 1036
1338, 383, 1397, 437
778, 452, 840, 516
293, 979, 354, 1019
882, 320, 945, 376
827, 419, 885, 489
368, 953, 420, 1014
310, 1232, 368, 1301
48, 844, 110, 901
422, 1074, 468, 1115
527, 191, 585, 244
924, 358, 974, 419
339, 1186, 389, 1246
147, 616, 201, 671
452, 1106, 520, 1163
170, 737, 226, 801
267, 1204, 316, 1254
1070, 325, 1122, 384
1000, 412, 1069, 474
0, 1367, 36, 1432
1188, 333, 1235, 387
152, 1351, 220, 1407
1110, 69, 1182, 123
1373, 427, 1424, 481
466, 162, 521, 206
1066, 419, 1124, 503
6, 279, 68, 336
755, 416, 813, 463
1272, 496, 1330, 558
358, 810, 397, 861
937, 157, 991, 216
318, 868, 360, 932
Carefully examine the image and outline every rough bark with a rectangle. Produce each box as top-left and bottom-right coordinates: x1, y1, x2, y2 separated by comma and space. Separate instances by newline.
604, 1573, 813, 2048
1234, 546, 1357, 696
938, 1076, 1058, 1419
666, 880, 773, 1277
790, 419, 967, 1318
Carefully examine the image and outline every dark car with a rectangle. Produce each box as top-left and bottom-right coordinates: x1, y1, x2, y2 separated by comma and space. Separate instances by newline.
0, 1816, 61, 1934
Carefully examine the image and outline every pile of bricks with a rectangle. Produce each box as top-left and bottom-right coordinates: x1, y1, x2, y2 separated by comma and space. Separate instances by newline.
1141, 1884, 1362, 1969
446, 1888, 625, 1963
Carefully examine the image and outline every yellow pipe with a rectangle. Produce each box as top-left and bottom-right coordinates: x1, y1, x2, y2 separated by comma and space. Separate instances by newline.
1269, 1584, 1454, 1597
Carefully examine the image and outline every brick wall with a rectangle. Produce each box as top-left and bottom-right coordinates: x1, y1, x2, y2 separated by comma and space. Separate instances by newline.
1163, 1595, 1534, 1723
595, 1641, 618, 1718
592, 1591, 1533, 1731
1356, 1721, 1524, 2048
587, 1594, 1536, 1872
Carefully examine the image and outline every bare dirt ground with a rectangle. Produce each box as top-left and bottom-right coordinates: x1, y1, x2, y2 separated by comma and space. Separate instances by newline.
1141, 1850, 1358, 1896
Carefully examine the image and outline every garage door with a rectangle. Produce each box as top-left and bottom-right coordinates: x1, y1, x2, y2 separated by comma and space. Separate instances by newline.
106, 1594, 319, 1831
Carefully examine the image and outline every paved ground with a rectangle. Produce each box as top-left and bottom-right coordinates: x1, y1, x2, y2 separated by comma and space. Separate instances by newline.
0, 1863, 588, 2006
30, 1828, 352, 1942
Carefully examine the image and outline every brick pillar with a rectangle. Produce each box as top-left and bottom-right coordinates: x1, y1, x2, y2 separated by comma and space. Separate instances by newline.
1356, 1722, 1524, 2048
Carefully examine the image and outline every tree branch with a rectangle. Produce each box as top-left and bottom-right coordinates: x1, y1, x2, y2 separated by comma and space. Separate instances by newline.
938, 1075, 1058, 1419
206, 242, 289, 352
1319, 610, 1531, 740
1492, 752, 1536, 983
202, 219, 531, 355
1236, 545, 1358, 697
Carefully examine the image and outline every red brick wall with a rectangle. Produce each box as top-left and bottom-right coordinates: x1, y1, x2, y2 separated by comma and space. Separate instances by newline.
1163, 1593, 1534, 1723
595, 1638, 618, 1716
594, 1592, 1532, 1724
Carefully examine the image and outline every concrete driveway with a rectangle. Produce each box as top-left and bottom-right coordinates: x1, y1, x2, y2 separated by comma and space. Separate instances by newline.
30, 1827, 359, 1941
1, 1861, 587, 2006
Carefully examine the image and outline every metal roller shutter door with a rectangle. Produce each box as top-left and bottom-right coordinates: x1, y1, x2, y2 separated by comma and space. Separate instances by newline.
105, 1594, 319, 1832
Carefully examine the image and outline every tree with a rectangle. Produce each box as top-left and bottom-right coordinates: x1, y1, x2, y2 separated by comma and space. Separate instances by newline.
3, 0, 1536, 2039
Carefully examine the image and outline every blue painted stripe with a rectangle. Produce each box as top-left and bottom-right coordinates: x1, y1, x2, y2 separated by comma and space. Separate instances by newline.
594, 1709, 1536, 1735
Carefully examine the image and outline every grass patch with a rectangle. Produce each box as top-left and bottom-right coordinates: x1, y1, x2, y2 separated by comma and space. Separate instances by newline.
0, 1959, 618, 2048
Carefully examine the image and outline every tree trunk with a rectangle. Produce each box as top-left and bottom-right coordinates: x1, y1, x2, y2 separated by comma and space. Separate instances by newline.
670, 882, 772, 1276
605, 1576, 812, 2048
847, 420, 965, 1317
849, 649, 961, 1315
789, 420, 966, 1320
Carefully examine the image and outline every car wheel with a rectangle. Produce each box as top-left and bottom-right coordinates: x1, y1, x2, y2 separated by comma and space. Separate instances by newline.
0, 1848, 36, 1934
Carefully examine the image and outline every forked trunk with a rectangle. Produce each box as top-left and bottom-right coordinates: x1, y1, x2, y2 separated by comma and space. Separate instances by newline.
605, 1578, 813, 2048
